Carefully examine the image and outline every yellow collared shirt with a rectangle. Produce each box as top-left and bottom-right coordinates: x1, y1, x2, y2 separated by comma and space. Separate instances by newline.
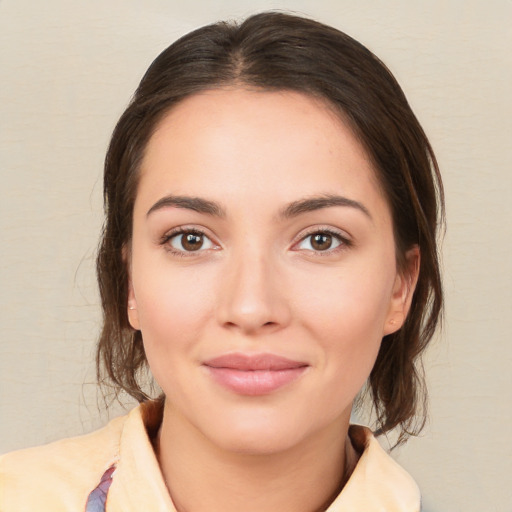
0, 400, 420, 511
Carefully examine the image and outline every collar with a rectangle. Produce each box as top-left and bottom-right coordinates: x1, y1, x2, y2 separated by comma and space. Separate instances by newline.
327, 425, 420, 511
107, 401, 420, 512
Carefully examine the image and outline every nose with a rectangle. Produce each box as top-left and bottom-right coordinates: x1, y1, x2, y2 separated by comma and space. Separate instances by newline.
215, 248, 291, 335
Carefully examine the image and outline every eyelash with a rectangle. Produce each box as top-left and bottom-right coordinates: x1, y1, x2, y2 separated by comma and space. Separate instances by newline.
295, 227, 352, 257
160, 227, 213, 258
160, 226, 352, 258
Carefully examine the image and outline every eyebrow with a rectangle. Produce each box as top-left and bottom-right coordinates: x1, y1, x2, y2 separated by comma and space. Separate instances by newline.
278, 194, 372, 221
147, 195, 226, 218
146, 193, 371, 221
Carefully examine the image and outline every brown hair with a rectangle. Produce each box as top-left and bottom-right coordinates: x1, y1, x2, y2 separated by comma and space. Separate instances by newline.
96, 11, 444, 443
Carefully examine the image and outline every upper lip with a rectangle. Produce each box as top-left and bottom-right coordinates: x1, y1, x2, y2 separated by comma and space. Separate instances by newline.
203, 353, 308, 371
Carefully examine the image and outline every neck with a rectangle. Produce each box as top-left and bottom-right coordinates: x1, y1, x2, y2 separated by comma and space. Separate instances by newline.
155, 403, 357, 512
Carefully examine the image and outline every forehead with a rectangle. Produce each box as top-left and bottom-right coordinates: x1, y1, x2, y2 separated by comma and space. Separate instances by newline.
136, 88, 389, 220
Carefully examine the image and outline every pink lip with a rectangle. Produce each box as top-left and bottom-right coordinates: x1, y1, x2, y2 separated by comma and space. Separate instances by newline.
203, 353, 308, 396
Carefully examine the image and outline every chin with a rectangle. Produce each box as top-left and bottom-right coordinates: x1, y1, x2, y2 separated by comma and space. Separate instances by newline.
196, 403, 330, 456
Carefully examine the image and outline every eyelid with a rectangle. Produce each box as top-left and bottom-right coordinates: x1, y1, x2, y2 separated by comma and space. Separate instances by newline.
160, 225, 220, 256
291, 226, 353, 254
159, 224, 352, 257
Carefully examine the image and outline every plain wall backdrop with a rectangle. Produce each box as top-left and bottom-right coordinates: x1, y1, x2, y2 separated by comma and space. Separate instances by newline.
1, 1, 511, 511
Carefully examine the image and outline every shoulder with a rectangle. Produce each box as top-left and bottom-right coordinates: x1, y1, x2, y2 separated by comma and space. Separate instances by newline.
0, 413, 127, 511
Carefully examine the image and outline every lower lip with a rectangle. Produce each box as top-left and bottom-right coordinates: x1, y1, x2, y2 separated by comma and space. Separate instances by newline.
205, 366, 307, 396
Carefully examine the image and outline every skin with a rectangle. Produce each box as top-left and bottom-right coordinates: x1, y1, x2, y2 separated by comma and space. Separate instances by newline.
126, 88, 419, 512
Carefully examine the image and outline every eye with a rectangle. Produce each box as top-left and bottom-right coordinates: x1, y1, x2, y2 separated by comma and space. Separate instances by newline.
163, 228, 216, 255
295, 229, 349, 253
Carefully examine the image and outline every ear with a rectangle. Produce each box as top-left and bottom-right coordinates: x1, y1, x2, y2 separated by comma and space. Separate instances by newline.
123, 244, 140, 331
383, 246, 420, 336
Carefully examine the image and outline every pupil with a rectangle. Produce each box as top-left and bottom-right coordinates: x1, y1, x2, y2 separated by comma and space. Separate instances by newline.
183, 233, 203, 251
312, 233, 332, 251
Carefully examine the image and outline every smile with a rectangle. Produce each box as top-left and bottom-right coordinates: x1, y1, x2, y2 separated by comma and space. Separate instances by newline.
203, 353, 309, 396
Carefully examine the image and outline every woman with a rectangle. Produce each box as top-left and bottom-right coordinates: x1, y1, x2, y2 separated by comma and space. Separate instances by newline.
0, 11, 443, 512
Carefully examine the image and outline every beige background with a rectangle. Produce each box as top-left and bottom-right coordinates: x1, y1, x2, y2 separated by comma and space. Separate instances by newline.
1, 1, 511, 510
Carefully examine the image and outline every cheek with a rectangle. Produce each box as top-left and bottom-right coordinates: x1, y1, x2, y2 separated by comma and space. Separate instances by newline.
132, 258, 217, 366
298, 264, 393, 338
293, 260, 394, 382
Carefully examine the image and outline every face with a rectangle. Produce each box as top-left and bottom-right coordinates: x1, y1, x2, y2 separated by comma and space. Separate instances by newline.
127, 88, 417, 455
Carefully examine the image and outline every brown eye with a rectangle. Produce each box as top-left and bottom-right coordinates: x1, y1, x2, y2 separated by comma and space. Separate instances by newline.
296, 230, 345, 253
311, 233, 333, 251
181, 233, 203, 251
168, 230, 214, 253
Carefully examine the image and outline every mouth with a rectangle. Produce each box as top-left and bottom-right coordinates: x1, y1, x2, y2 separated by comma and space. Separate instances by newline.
203, 353, 309, 396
